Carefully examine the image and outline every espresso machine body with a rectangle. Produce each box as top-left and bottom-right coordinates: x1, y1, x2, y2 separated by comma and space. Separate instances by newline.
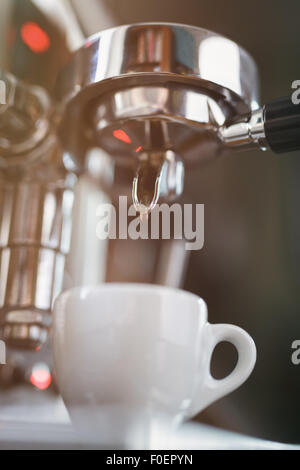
0, 4, 300, 435
0, 18, 262, 350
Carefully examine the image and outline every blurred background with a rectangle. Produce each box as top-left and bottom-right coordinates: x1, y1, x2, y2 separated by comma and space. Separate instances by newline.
0, 0, 300, 445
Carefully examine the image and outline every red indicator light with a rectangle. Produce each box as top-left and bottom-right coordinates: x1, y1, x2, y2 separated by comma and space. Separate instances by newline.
135, 146, 142, 153
21, 22, 50, 54
30, 368, 52, 390
113, 129, 132, 144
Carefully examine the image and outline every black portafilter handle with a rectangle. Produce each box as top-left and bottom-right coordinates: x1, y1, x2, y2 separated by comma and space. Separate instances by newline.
263, 97, 300, 153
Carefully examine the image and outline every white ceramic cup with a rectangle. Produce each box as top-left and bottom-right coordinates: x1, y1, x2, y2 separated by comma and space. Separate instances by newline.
53, 284, 256, 446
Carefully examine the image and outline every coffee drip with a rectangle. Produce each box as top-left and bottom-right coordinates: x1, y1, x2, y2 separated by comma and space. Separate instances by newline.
132, 149, 185, 219
132, 152, 164, 219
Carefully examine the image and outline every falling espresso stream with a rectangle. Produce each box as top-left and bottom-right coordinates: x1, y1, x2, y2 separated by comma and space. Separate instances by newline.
132, 153, 165, 220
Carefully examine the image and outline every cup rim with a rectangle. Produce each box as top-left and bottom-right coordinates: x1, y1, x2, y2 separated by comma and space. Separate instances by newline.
53, 283, 208, 319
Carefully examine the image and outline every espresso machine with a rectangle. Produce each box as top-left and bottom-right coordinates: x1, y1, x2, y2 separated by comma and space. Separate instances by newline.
0, 0, 299, 421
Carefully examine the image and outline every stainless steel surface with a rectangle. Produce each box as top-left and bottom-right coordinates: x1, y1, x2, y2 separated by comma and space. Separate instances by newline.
0, 70, 52, 165
220, 108, 268, 151
0, 70, 75, 348
0, 147, 75, 348
57, 22, 259, 171
89, 85, 228, 167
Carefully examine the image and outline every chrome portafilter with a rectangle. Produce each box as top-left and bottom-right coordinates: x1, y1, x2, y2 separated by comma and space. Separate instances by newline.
57, 23, 300, 214
56, 23, 259, 215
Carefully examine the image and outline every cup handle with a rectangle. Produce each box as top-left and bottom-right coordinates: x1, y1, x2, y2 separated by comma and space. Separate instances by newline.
188, 323, 256, 417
